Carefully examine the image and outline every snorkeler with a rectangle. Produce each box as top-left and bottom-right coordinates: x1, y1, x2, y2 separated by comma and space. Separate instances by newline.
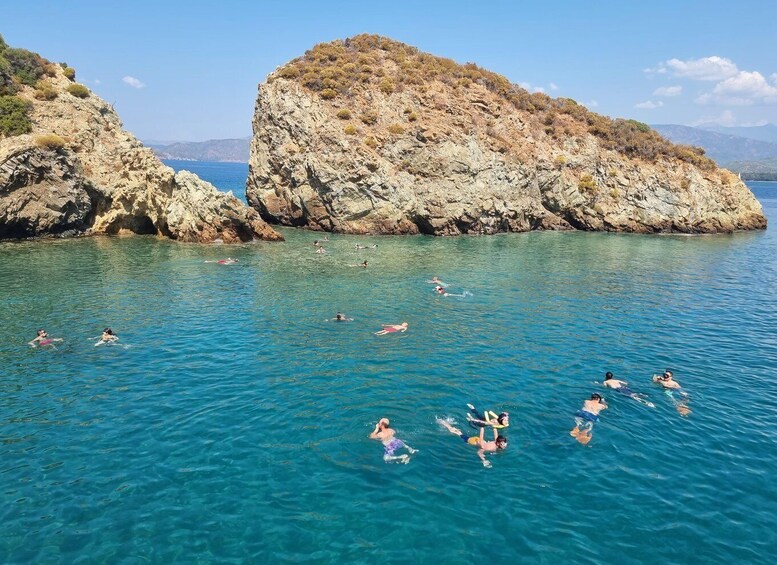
603, 372, 654, 408
374, 322, 408, 335
28, 329, 63, 347
653, 370, 691, 416
466, 404, 509, 429
369, 418, 418, 464
95, 328, 119, 346
569, 393, 607, 445
331, 312, 353, 322
427, 276, 448, 287
437, 418, 507, 468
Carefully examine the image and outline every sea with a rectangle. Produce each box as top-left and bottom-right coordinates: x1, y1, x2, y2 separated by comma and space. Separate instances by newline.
1, 161, 775, 564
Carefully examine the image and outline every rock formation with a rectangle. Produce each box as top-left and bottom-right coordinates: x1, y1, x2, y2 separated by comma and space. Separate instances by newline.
0, 40, 281, 242
247, 34, 766, 235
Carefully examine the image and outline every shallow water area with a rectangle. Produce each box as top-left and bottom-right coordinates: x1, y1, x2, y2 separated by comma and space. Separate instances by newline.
1, 179, 776, 563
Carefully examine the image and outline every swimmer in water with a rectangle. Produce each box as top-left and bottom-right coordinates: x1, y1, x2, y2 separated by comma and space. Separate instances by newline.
437, 418, 507, 468
653, 370, 691, 416
331, 312, 353, 322
355, 244, 378, 249
349, 260, 368, 268
434, 285, 465, 297
369, 418, 418, 463
569, 393, 607, 445
95, 328, 119, 346
205, 258, 238, 264
466, 404, 509, 429
28, 329, 63, 347
315, 247, 326, 254
374, 322, 408, 335
603, 372, 654, 407
427, 276, 448, 287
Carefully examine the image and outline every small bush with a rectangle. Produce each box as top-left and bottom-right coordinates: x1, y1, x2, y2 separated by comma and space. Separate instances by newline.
609, 188, 621, 199
336, 108, 351, 119
364, 136, 378, 148
360, 111, 378, 125
379, 78, 394, 94
554, 155, 566, 167
0, 95, 32, 136
33, 80, 58, 100
4, 47, 49, 86
320, 88, 337, 99
578, 173, 598, 194
35, 134, 67, 149
344, 125, 357, 135
407, 112, 417, 122
387, 123, 404, 135
66, 83, 90, 98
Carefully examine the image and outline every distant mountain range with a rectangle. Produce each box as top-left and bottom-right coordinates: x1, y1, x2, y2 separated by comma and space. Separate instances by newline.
147, 137, 250, 163
652, 124, 777, 180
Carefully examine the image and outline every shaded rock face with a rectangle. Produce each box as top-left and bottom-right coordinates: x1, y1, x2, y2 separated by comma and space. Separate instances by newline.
247, 39, 766, 235
0, 67, 281, 243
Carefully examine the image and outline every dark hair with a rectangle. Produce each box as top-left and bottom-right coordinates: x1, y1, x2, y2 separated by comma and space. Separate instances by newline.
498, 413, 508, 424
104, 328, 113, 334
605, 371, 613, 379
37, 329, 46, 335
591, 393, 603, 401
496, 435, 507, 446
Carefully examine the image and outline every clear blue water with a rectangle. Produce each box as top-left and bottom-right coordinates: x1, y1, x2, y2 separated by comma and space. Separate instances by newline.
163, 160, 249, 202
1, 171, 776, 563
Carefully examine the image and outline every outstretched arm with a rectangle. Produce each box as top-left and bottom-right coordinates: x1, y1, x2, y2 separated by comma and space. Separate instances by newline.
477, 449, 491, 468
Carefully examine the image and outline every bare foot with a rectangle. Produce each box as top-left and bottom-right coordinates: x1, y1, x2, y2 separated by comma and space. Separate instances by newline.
576, 432, 592, 446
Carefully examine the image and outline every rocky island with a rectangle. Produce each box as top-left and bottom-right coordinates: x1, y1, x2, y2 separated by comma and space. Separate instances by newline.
0, 36, 280, 242
247, 34, 766, 235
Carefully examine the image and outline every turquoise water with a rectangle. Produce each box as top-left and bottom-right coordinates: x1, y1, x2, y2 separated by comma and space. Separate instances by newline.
1, 177, 776, 563
163, 160, 248, 202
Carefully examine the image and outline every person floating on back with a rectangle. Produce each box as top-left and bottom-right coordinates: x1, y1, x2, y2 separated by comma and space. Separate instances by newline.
653, 369, 691, 416
466, 403, 509, 429
437, 417, 507, 468
374, 322, 408, 335
28, 329, 63, 348
603, 371, 654, 407
427, 276, 448, 287
570, 393, 607, 445
369, 418, 417, 464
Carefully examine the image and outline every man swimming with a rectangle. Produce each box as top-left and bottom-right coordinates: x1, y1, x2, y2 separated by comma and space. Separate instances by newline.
466, 403, 509, 429
204, 258, 238, 264
437, 418, 507, 468
374, 322, 408, 335
28, 329, 63, 347
653, 370, 691, 416
369, 418, 417, 464
349, 260, 368, 268
434, 285, 465, 297
95, 328, 119, 346
603, 372, 654, 407
570, 393, 607, 445
355, 244, 378, 249
427, 276, 448, 287
331, 312, 353, 322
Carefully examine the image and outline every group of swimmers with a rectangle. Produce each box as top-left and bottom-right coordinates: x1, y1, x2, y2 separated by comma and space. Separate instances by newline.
29, 328, 119, 349
570, 369, 691, 445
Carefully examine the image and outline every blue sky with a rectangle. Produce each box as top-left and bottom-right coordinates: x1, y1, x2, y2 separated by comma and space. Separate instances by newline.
4, 0, 776, 141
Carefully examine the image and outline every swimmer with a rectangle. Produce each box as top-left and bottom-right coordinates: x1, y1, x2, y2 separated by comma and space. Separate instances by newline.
374, 322, 408, 335
204, 258, 238, 264
331, 312, 353, 322
315, 247, 326, 254
603, 371, 654, 408
653, 370, 691, 416
28, 329, 63, 347
569, 393, 607, 445
313, 240, 322, 248
369, 418, 417, 464
466, 404, 509, 429
437, 417, 507, 468
427, 276, 448, 287
355, 244, 378, 249
95, 328, 119, 346
434, 285, 465, 297
349, 260, 368, 268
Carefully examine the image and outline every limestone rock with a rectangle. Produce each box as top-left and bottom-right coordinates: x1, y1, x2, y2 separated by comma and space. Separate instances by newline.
0, 63, 281, 242
246, 35, 765, 235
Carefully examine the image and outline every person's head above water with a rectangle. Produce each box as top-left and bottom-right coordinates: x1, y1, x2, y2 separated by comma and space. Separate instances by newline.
37, 329, 47, 336
663, 369, 674, 379
496, 435, 508, 449
591, 393, 603, 401
335, 313, 344, 320
378, 418, 390, 429
605, 371, 614, 380
498, 412, 509, 425
103, 328, 113, 335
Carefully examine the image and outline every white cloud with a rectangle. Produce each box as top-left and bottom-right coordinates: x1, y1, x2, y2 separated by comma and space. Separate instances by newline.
585, 100, 599, 108
635, 100, 663, 109
94, 79, 101, 85
661, 56, 739, 81
691, 110, 736, 127
712, 70, 777, 101
519, 81, 545, 94
694, 93, 712, 105
549, 82, 559, 91
122, 76, 145, 89
653, 85, 682, 97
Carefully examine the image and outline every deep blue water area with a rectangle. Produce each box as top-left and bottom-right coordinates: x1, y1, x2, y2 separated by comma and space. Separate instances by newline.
1, 176, 775, 563
163, 160, 249, 202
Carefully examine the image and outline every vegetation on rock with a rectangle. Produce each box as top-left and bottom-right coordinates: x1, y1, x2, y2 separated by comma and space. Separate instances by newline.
35, 133, 67, 149
272, 34, 714, 169
66, 83, 90, 98
0, 95, 32, 136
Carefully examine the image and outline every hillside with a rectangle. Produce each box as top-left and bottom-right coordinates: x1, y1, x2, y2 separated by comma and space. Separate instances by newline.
700, 123, 777, 145
651, 124, 777, 165
247, 34, 765, 235
149, 137, 250, 162
0, 35, 279, 242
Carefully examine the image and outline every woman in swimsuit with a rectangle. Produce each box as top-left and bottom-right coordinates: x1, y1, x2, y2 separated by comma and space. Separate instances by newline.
466, 404, 509, 429
374, 322, 408, 335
